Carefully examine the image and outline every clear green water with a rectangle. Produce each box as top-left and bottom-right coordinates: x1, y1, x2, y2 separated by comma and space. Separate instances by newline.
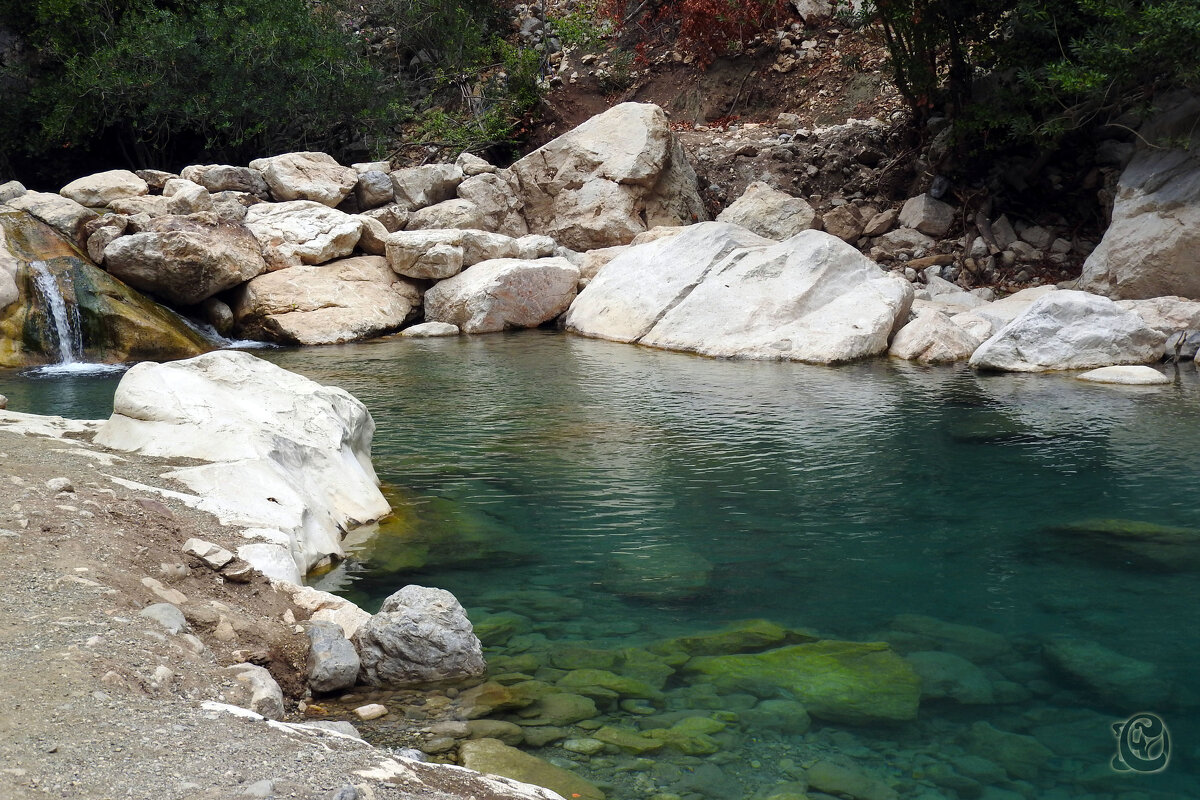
5, 332, 1199, 799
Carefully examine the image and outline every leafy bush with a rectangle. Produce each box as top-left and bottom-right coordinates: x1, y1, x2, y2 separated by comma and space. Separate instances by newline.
864, 0, 1200, 148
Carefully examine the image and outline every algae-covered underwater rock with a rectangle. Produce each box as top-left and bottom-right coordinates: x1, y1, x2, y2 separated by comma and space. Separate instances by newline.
350, 487, 535, 575
650, 618, 815, 658
1, 209, 212, 367
1041, 634, 1172, 709
458, 737, 606, 800
683, 640, 920, 725
1043, 517, 1200, 572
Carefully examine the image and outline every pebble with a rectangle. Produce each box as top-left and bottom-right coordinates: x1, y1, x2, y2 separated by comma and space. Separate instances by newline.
240, 779, 275, 797
141, 576, 188, 605
138, 603, 189, 634
353, 703, 388, 721
46, 477, 74, 493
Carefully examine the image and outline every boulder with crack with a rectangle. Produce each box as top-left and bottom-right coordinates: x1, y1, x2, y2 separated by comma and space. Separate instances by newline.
969, 290, 1164, 372
565, 221, 913, 363
244, 200, 363, 269
103, 214, 267, 305
423, 257, 579, 334
508, 102, 707, 250
93, 350, 390, 581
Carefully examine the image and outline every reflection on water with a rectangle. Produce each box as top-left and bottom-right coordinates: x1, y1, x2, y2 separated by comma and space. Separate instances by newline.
8, 331, 1200, 798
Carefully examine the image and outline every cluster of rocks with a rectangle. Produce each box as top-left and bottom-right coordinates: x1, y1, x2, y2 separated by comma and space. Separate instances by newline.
6, 96, 1199, 378
330, 594, 1174, 800
1, 102, 705, 352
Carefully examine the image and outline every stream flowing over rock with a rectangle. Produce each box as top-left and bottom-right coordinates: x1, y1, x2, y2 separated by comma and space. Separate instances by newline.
0, 209, 212, 367
508, 102, 707, 250
93, 350, 390, 580
565, 221, 913, 363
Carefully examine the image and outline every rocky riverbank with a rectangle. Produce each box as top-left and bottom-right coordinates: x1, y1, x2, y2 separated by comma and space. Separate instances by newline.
0, 401, 568, 800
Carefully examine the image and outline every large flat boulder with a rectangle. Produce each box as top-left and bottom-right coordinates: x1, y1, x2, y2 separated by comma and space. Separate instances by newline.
457, 171, 528, 236
248, 152, 358, 207
103, 215, 268, 306
353, 585, 486, 687
969, 290, 1164, 372
243, 200, 362, 269
181, 164, 271, 198
60, 169, 148, 208
683, 640, 921, 724
565, 222, 913, 363
385, 228, 553, 279
1078, 97, 1200, 299
424, 257, 579, 333
93, 351, 390, 580
508, 103, 706, 250
232, 255, 421, 345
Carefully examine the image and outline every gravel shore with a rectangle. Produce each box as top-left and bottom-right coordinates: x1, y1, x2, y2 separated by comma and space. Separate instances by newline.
0, 411, 544, 800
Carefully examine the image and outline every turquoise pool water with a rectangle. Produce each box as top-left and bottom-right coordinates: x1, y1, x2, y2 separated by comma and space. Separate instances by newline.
6, 331, 1198, 799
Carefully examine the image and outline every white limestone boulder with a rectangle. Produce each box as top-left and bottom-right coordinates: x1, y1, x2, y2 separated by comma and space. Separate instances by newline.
508, 102, 707, 250
401, 321, 460, 337
231, 255, 421, 345
390, 163, 464, 211
385, 228, 530, 279
1075, 366, 1171, 385
424, 257, 580, 333
898, 193, 954, 237
1078, 97, 1200, 299
566, 222, 913, 363
353, 169, 395, 210
715, 181, 821, 240
456, 171, 529, 237
180, 164, 271, 198
969, 290, 1165, 372
103, 215, 267, 305
889, 310, 987, 364
1115, 296, 1200, 337
60, 170, 148, 208
93, 351, 390, 578
244, 200, 362, 269
407, 198, 485, 231
353, 585, 486, 687
162, 178, 213, 215
249, 152, 358, 207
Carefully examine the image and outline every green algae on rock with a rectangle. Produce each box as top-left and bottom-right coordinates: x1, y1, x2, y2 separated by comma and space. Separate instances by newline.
459, 737, 606, 800
0, 209, 211, 367
650, 618, 815, 658
683, 640, 920, 724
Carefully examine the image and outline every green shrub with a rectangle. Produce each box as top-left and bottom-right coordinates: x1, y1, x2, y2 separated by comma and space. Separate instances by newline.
0, 0, 394, 181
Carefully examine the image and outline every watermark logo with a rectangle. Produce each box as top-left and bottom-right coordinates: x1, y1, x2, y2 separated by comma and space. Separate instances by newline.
1111, 712, 1170, 774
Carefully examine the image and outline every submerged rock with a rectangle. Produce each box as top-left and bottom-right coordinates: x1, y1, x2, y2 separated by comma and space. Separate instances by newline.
1041, 635, 1172, 708
1044, 517, 1200, 572
353, 584, 486, 687
459, 738, 605, 800
601, 544, 713, 602
684, 640, 921, 724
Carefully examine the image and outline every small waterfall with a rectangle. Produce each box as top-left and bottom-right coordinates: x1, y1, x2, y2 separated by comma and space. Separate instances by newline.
29, 260, 83, 364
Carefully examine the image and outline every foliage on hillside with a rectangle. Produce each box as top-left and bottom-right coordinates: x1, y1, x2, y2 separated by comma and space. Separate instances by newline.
864, 0, 1200, 149
0, 0, 541, 185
